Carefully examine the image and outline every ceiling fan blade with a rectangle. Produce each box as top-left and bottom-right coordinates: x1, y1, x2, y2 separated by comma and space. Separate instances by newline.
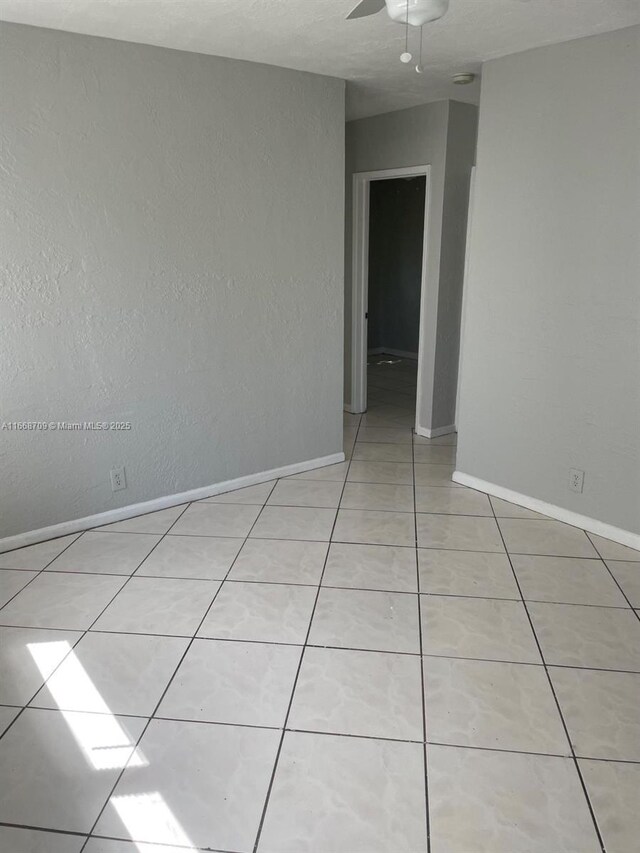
346, 0, 387, 20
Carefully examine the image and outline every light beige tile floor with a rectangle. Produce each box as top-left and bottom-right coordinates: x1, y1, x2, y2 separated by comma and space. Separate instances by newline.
0, 355, 637, 851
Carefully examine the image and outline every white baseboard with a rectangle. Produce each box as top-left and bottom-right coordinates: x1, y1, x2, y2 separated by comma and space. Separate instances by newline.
368, 347, 419, 361
415, 424, 457, 439
452, 471, 640, 553
0, 452, 346, 555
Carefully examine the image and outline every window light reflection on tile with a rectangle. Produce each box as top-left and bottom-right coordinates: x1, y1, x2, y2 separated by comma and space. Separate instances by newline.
27, 641, 146, 770
112, 791, 198, 852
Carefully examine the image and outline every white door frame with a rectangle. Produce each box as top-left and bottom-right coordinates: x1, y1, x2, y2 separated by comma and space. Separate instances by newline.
349, 164, 431, 429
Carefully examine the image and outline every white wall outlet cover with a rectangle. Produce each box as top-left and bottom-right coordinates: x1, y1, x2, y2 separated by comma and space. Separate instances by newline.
569, 468, 585, 494
110, 467, 127, 492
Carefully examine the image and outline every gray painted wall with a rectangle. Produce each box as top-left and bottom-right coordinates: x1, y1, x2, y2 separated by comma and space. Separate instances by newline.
367, 177, 426, 355
0, 22, 345, 539
456, 25, 640, 534
435, 101, 479, 426
345, 100, 477, 429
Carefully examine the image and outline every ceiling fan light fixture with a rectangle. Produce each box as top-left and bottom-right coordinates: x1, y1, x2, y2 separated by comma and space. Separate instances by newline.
385, 0, 449, 27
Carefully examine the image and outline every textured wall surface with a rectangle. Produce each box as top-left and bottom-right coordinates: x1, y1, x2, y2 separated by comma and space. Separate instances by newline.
345, 101, 477, 430
367, 177, 426, 355
456, 26, 640, 534
433, 101, 478, 427
0, 22, 345, 539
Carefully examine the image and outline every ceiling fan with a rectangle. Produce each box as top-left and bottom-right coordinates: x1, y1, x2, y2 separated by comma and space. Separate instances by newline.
347, 0, 450, 26
347, 0, 451, 69
347, 0, 530, 27
347, 0, 530, 71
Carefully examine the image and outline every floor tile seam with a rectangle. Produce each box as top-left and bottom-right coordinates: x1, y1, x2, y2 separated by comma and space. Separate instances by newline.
356, 454, 455, 462
250, 409, 365, 853
0, 821, 88, 839
6, 628, 637, 672
3, 708, 639, 764
80, 528, 179, 536
411, 416, 432, 853
0, 532, 82, 563
489, 498, 607, 852
337, 506, 416, 515
421, 654, 640, 674
0, 821, 240, 853
584, 532, 640, 626
0, 515, 174, 749
11, 505, 197, 729
77, 483, 281, 852
5, 536, 615, 556
0, 530, 82, 614
25, 558, 634, 583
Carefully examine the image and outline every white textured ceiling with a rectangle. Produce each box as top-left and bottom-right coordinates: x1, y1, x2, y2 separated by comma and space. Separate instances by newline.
1, 0, 639, 119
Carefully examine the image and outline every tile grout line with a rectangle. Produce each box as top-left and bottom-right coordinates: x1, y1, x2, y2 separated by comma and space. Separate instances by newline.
4, 628, 638, 671
584, 532, 640, 626
0, 529, 103, 746
0, 822, 88, 841
250, 411, 365, 853
77, 481, 282, 852
488, 500, 607, 853
4, 702, 638, 765
4, 540, 633, 560
0, 531, 83, 614
0, 819, 240, 853
3, 567, 635, 613
5, 542, 632, 560
412, 421, 432, 853
0, 503, 196, 749
0, 531, 84, 559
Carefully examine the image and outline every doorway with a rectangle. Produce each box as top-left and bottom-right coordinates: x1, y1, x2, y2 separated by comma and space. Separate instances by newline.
349, 165, 430, 430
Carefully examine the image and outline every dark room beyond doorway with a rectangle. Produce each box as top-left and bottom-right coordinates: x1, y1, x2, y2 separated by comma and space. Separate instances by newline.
367, 175, 426, 361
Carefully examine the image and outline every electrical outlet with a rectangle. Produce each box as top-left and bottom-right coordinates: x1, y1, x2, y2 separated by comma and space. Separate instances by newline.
569, 468, 585, 494
110, 466, 127, 492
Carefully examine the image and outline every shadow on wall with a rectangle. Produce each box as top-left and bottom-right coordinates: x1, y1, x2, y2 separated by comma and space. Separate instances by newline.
367, 176, 426, 357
